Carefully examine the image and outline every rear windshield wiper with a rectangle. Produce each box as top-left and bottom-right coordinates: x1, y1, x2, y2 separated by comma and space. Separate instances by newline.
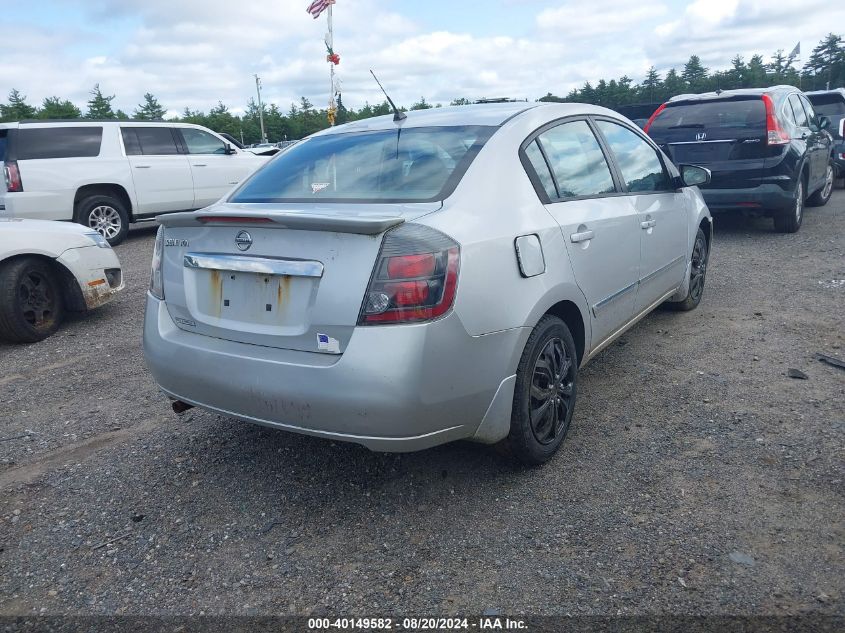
667, 123, 705, 129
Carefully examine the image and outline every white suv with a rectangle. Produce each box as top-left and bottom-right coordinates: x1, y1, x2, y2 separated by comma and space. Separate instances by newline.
0, 121, 269, 244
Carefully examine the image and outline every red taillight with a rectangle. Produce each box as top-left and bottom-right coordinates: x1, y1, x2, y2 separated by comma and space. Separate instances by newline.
643, 102, 667, 134
762, 94, 790, 146
197, 216, 273, 224
359, 225, 460, 325
4, 162, 22, 192
386, 253, 436, 278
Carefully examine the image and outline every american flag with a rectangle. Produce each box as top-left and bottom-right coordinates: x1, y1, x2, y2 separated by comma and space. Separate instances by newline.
306, 0, 335, 19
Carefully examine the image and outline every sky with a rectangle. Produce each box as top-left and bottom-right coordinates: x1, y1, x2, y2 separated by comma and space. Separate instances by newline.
2, 0, 843, 118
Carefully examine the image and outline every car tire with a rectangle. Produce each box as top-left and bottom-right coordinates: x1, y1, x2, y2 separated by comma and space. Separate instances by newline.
497, 315, 578, 465
807, 164, 834, 207
665, 228, 708, 312
773, 179, 804, 233
0, 257, 65, 344
74, 195, 129, 246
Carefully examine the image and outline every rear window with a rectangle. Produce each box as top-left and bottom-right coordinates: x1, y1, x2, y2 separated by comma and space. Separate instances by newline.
0, 131, 7, 162
650, 98, 766, 132
16, 127, 103, 160
806, 94, 845, 118
230, 126, 495, 203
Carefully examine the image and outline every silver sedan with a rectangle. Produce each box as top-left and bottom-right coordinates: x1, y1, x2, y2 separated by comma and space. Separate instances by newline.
143, 103, 712, 464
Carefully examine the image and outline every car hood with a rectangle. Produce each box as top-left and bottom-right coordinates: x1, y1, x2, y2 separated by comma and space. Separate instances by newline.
0, 219, 101, 257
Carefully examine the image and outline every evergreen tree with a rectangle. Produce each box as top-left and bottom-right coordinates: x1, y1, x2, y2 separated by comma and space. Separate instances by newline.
39, 96, 81, 119
0, 89, 38, 121
410, 97, 433, 110
804, 33, 845, 90
450, 97, 472, 106
86, 84, 116, 119
746, 55, 767, 87
134, 92, 166, 120
640, 67, 662, 102
682, 55, 709, 91
663, 68, 685, 98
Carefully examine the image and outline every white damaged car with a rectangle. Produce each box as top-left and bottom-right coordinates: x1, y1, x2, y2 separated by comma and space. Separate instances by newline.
0, 218, 125, 343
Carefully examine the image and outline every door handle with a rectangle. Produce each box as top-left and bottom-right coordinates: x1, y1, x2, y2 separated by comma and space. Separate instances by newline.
134, 165, 151, 169
641, 219, 656, 229
193, 163, 207, 167
570, 230, 595, 243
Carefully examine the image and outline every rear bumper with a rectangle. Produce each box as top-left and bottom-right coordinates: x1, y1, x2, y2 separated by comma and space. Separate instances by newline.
142, 294, 528, 452
700, 183, 794, 212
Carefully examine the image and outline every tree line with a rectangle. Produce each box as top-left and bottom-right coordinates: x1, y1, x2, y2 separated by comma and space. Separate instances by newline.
541, 33, 845, 107
1, 34, 842, 143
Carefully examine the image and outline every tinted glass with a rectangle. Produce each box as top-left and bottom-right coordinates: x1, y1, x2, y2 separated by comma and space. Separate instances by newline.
123, 127, 179, 155
650, 99, 766, 131
535, 120, 615, 198
182, 128, 226, 154
0, 131, 6, 162
231, 126, 494, 203
799, 96, 817, 122
806, 94, 845, 117
524, 139, 557, 199
16, 127, 103, 160
597, 120, 672, 193
789, 95, 809, 127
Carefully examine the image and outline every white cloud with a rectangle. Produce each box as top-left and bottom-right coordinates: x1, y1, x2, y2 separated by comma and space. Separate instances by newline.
3, 0, 844, 120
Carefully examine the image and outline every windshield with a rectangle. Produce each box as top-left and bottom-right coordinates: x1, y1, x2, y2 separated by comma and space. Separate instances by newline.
231, 126, 495, 203
650, 98, 765, 132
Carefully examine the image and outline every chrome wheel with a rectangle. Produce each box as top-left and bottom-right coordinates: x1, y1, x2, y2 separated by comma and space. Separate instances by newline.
529, 337, 575, 445
18, 270, 56, 328
822, 166, 834, 200
689, 233, 708, 303
88, 205, 122, 239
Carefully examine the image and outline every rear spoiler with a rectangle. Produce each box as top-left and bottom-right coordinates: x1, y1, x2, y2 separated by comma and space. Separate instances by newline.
156, 209, 405, 236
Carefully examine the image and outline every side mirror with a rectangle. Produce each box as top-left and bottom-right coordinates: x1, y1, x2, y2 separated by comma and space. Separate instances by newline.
679, 164, 711, 188
224, 144, 237, 155
818, 115, 831, 131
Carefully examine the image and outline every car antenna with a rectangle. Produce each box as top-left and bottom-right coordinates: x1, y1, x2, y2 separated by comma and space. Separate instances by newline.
370, 70, 406, 122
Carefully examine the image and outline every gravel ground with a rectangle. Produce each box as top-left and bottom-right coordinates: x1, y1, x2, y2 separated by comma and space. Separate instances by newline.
0, 193, 843, 618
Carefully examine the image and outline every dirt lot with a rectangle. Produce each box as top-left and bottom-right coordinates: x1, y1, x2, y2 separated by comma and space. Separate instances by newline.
0, 193, 843, 619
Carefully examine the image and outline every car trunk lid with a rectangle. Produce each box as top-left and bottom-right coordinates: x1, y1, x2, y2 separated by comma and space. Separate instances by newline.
157, 202, 440, 354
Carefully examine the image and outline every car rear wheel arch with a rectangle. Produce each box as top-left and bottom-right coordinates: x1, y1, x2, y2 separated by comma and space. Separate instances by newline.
543, 300, 586, 367
74, 184, 133, 221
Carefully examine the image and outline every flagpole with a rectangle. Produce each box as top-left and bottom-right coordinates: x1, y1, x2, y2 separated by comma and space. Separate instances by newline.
328, 3, 336, 126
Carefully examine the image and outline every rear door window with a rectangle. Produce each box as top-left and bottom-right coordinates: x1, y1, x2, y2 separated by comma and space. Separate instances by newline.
535, 120, 616, 199
0, 131, 7, 162
595, 120, 672, 193
181, 128, 227, 155
16, 127, 103, 159
789, 95, 809, 127
121, 127, 179, 156
807, 94, 845, 118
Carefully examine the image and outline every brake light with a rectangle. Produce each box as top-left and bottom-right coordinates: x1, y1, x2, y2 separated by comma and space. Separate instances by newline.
359, 224, 460, 325
3, 162, 22, 192
197, 216, 273, 224
643, 103, 667, 134
762, 94, 790, 145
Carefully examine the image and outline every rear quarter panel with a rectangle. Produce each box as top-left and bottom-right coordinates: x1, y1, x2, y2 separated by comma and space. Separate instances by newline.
417, 108, 592, 349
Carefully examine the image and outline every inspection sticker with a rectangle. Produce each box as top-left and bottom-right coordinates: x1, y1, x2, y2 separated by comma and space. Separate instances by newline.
317, 333, 340, 353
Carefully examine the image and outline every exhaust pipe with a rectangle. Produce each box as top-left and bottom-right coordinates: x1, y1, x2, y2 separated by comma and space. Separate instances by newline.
171, 400, 195, 414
